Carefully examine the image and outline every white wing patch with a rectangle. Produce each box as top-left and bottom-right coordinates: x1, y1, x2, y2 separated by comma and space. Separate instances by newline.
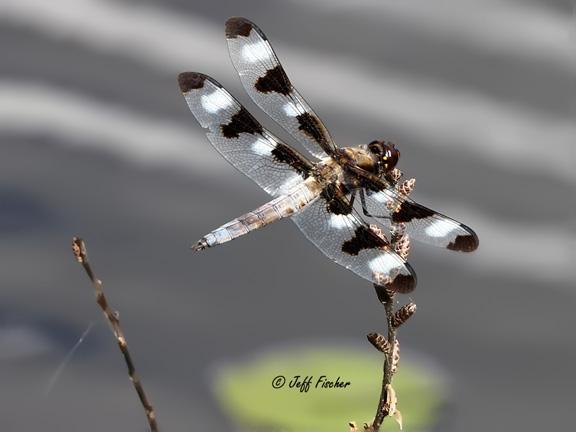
251, 137, 273, 156
282, 102, 300, 117
200, 89, 234, 114
276, 174, 304, 195
241, 41, 272, 63
368, 254, 402, 274
424, 219, 458, 238
329, 214, 353, 230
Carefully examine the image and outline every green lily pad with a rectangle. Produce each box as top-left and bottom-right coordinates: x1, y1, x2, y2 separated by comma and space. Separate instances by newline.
214, 345, 445, 431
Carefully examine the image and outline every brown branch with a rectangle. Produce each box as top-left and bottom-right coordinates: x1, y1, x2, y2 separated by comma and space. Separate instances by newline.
365, 219, 417, 431
71, 237, 159, 432
370, 285, 397, 431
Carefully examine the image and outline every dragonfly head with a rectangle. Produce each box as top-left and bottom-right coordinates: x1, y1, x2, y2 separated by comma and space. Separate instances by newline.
367, 140, 400, 174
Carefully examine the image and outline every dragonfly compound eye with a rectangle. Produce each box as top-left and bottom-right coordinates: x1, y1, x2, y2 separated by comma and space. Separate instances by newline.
381, 142, 400, 172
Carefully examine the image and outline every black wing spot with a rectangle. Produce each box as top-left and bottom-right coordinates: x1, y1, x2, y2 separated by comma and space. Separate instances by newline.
374, 264, 417, 294
178, 72, 206, 93
255, 66, 291, 95
447, 233, 479, 252
387, 274, 416, 294
321, 184, 352, 215
225, 17, 253, 38
271, 143, 312, 176
392, 201, 435, 223
296, 112, 328, 146
221, 107, 263, 139
342, 226, 388, 256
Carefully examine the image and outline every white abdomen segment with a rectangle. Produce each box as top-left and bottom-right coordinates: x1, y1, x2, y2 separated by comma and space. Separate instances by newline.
193, 178, 321, 250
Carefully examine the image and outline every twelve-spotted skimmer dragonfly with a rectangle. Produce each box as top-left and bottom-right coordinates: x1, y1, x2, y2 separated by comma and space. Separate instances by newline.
178, 17, 478, 293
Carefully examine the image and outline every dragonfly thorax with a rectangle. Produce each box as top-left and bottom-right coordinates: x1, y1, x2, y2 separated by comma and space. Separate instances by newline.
339, 146, 381, 174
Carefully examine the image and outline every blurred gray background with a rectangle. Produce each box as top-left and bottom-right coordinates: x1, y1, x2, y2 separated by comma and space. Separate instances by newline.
1, 0, 574, 431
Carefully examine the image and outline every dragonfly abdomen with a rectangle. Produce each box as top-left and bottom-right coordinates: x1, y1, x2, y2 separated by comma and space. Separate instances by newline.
193, 179, 321, 251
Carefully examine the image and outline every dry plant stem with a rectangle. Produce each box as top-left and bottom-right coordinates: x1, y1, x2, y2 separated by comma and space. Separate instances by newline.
371, 289, 397, 431
71, 237, 159, 432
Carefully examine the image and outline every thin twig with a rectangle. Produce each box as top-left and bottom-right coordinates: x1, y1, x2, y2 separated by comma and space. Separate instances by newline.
371, 286, 397, 431
71, 237, 159, 432
365, 216, 417, 431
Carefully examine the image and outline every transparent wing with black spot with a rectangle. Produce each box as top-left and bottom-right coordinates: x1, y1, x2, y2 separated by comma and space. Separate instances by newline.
361, 188, 479, 252
225, 17, 337, 160
178, 72, 312, 197
291, 193, 417, 293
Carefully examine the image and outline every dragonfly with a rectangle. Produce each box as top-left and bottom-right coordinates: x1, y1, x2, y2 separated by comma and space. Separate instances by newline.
177, 17, 478, 293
